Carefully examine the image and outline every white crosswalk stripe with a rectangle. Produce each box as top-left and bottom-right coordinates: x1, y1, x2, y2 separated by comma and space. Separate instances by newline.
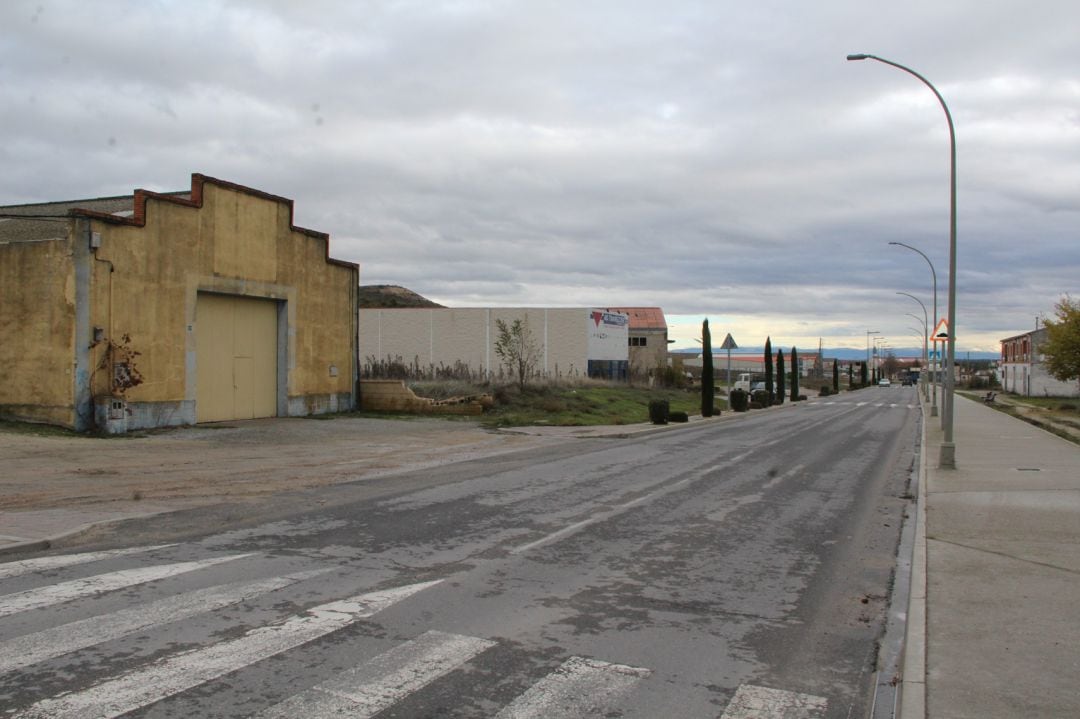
257, 630, 495, 718
12, 579, 443, 719
494, 656, 651, 718
3, 552, 837, 717
720, 683, 827, 718
0, 568, 330, 675
0, 553, 252, 618
0, 545, 175, 580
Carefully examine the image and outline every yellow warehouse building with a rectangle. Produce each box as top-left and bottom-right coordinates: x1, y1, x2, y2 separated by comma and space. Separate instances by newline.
0, 174, 358, 432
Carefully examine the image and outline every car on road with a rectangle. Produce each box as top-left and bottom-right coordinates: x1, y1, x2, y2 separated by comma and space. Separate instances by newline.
878, 378, 891, 387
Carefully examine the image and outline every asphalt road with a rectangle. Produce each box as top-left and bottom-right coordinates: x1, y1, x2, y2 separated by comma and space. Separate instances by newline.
0, 389, 919, 718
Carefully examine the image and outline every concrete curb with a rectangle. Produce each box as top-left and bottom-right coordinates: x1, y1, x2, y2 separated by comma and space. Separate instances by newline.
899, 395, 929, 719
0, 510, 174, 557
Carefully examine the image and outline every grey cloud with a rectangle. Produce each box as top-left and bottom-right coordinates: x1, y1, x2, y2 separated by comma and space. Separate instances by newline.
2, 0, 1078, 351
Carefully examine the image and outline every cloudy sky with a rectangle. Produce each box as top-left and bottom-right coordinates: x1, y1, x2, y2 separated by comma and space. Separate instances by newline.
3, 1, 1077, 353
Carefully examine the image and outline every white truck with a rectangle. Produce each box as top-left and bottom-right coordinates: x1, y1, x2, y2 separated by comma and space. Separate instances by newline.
733, 373, 765, 393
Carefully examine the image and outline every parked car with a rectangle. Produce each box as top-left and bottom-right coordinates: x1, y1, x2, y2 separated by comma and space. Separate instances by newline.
878, 378, 891, 387
901, 377, 913, 386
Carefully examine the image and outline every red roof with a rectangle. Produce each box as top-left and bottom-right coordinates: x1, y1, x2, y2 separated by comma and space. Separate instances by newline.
604, 307, 667, 330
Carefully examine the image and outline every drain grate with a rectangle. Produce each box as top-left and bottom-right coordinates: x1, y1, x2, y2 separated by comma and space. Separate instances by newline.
1016, 467, 1041, 472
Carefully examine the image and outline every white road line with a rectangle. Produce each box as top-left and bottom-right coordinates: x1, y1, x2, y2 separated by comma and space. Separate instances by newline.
257, 630, 494, 718
13, 580, 442, 719
0, 568, 330, 675
720, 684, 827, 719
0, 554, 252, 618
494, 656, 650, 719
0, 545, 175, 580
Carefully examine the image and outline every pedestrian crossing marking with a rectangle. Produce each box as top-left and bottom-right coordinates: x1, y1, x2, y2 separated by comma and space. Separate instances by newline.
12, 579, 442, 719
0, 545, 175, 580
0, 553, 252, 618
256, 630, 495, 718
494, 656, 651, 718
3, 554, 841, 717
0, 568, 330, 675
720, 684, 827, 718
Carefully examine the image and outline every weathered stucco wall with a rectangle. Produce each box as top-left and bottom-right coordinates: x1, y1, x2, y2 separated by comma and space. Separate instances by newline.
75, 175, 358, 429
0, 236, 77, 426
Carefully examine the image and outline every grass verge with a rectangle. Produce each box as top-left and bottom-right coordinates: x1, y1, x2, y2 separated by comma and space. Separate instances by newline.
478, 384, 712, 428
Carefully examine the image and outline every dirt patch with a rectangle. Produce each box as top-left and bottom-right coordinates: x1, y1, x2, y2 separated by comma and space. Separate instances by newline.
0, 415, 559, 513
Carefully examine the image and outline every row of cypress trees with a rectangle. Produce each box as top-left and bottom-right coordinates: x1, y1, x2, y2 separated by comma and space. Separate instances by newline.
760, 335, 799, 406
700, 322, 812, 417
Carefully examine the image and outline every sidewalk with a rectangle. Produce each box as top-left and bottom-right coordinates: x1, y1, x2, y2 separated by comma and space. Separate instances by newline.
904, 394, 1080, 717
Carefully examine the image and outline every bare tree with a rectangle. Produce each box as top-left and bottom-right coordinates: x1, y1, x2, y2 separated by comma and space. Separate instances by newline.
494, 318, 541, 390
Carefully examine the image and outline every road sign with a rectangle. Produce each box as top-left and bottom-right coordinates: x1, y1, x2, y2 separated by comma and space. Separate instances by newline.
931, 318, 949, 342
720, 333, 738, 350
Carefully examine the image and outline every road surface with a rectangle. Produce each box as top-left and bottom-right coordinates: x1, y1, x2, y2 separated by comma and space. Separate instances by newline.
0, 389, 919, 718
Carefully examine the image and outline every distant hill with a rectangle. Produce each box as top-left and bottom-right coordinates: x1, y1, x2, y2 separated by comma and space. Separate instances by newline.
358, 285, 444, 308
671, 346, 998, 360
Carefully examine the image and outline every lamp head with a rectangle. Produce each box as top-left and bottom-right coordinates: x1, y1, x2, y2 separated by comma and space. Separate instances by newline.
847, 53, 870, 61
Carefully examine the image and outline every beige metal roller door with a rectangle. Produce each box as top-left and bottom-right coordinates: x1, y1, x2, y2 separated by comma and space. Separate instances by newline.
196, 293, 278, 422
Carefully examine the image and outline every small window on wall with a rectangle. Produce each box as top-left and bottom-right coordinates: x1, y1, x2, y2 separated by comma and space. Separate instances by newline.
629, 336, 647, 347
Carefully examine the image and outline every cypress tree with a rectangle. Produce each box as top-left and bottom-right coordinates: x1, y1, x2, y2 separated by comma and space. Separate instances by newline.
860, 361, 868, 387
833, 360, 840, 393
701, 319, 715, 417
790, 346, 800, 401
764, 337, 774, 405
776, 349, 785, 405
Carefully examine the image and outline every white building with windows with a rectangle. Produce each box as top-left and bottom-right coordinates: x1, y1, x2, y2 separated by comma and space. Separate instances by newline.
1000, 327, 1079, 397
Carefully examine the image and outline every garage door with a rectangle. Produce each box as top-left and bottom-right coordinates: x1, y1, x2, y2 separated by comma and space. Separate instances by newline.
196, 293, 278, 423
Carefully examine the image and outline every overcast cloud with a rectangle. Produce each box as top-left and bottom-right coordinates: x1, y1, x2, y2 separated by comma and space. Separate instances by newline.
3, 1, 1078, 352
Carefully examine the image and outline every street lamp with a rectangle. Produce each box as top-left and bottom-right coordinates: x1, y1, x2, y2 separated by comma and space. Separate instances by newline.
866, 329, 880, 382
874, 336, 888, 382
889, 242, 939, 416
897, 292, 930, 402
849, 53, 957, 469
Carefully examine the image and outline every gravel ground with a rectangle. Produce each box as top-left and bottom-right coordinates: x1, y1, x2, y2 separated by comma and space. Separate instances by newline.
0, 416, 561, 513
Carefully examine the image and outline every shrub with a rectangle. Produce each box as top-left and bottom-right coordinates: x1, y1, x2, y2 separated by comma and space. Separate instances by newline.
819, 385, 832, 397
729, 389, 750, 412
749, 401, 764, 410
751, 389, 770, 407
669, 410, 689, 422
797, 394, 807, 401
648, 399, 670, 424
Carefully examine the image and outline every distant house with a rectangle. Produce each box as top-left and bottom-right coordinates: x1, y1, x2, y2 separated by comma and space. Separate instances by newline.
1000, 328, 1079, 397
603, 307, 670, 379
0, 174, 359, 432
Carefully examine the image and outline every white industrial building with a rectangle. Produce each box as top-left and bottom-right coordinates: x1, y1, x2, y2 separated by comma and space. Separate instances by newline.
359, 308, 630, 381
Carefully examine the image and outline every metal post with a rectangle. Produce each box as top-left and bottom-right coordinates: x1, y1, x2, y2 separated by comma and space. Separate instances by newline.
890, 242, 938, 416
850, 54, 957, 468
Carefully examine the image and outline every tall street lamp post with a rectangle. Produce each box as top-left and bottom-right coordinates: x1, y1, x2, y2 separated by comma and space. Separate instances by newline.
866, 330, 880, 382
905, 316, 929, 400
849, 53, 957, 469
898, 292, 930, 401
875, 337, 888, 380
889, 242, 939, 417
